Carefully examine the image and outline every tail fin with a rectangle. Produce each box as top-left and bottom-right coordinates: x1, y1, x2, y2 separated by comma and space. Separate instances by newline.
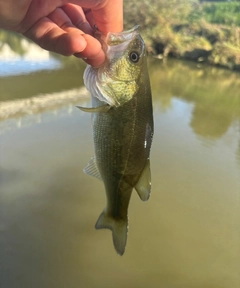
95, 210, 128, 256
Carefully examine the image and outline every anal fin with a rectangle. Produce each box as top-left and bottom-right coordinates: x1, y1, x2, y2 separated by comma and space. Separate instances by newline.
135, 159, 151, 201
83, 156, 102, 181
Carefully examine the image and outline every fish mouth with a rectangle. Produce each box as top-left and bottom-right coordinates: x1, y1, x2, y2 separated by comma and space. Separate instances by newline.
106, 25, 145, 60
94, 26, 141, 52
106, 25, 140, 46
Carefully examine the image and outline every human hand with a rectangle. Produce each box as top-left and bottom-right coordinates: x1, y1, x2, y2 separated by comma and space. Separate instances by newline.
0, 0, 123, 67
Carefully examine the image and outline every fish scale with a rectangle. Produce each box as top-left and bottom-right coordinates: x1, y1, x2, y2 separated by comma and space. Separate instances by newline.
78, 26, 154, 255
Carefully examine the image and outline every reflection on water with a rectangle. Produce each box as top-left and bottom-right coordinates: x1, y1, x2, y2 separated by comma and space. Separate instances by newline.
0, 87, 89, 123
0, 60, 86, 102
0, 96, 89, 136
149, 58, 240, 140
0, 53, 240, 287
0, 58, 61, 77
0, 31, 61, 77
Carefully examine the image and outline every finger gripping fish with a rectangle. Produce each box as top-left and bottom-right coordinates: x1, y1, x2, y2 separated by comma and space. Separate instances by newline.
78, 26, 154, 255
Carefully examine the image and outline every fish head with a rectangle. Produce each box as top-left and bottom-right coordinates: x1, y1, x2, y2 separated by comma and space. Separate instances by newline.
84, 26, 148, 107
104, 25, 146, 82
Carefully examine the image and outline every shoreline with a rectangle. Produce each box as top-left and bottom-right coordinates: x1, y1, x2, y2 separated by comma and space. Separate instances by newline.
0, 87, 89, 121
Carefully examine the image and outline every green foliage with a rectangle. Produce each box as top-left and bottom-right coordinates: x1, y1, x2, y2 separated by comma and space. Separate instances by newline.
124, 0, 240, 71
0, 29, 26, 55
202, 1, 240, 26
124, 0, 198, 29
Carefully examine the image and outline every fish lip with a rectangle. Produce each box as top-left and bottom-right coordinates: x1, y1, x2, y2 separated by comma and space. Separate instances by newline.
94, 25, 141, 50
106, 25, 140, 46
105, 25, 144, 60
94, 25, 143, 59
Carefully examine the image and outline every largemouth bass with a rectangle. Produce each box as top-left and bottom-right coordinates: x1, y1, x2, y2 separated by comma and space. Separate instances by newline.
79, 26, 154, 255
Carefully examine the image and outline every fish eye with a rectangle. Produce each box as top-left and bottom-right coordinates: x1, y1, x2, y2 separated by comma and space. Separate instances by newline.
129, 51, 140, 63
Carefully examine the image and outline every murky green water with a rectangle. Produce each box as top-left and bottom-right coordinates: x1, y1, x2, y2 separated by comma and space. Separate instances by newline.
1, 45, 240, 287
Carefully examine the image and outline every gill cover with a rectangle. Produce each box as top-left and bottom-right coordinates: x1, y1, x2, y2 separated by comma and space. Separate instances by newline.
83, 26, 145, 107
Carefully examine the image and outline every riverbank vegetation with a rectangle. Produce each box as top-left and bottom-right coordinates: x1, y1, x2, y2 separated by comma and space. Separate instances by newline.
124, 0, 240, 71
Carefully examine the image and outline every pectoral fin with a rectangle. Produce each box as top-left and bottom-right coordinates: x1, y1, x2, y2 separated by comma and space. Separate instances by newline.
135, 159, 151, 201
76, 105, 110, 113
83, 156, 102, 181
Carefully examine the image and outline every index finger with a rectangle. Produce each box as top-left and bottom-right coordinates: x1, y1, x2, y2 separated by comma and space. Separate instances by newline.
66, 0, 123, 34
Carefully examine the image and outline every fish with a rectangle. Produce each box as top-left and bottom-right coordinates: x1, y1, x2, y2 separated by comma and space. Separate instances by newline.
78, 25, 154, 255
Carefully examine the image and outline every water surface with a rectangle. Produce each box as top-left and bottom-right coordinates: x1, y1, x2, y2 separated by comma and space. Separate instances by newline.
0, 47, 240, 288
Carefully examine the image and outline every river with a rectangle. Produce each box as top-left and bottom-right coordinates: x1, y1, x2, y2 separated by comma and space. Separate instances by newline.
0, 39, 240, 288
